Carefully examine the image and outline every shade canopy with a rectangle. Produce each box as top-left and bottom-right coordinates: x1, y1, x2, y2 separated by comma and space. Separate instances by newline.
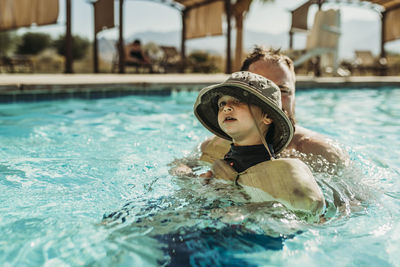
0, 0, 59, 31
361, 0, 400, 42
362, 0, 400, 10
95, 0, 115, 34
384, 8, 400, 42
175, 0, 225, 40
290, 0, 313, 32
290, 0, 400, 44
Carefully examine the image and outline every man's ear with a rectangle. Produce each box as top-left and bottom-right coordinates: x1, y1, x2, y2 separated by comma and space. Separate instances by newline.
262, 115, 272, 125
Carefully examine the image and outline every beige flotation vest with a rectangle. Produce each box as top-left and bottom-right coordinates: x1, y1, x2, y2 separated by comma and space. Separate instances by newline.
212, 158, 325, 214
200, 136, 230, 164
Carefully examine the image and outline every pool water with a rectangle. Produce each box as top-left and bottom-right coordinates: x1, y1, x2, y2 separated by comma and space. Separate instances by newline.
1, 88, 399, 266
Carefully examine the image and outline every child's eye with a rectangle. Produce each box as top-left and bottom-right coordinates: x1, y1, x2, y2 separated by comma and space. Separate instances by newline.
218, 101, 226, 108
280, 87, 293, 96
280, 90, 288, 95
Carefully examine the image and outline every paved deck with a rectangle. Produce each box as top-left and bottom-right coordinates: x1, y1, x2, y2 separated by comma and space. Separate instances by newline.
0, 73, 399, 102
1, 73, 400, 89
0, 74, 228, 90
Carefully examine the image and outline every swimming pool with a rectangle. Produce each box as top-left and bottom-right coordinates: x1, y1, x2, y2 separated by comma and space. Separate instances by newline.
1, 88, 399, 266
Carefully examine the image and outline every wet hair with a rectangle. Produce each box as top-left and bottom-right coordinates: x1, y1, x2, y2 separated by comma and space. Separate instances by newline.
240, 46, 295, 77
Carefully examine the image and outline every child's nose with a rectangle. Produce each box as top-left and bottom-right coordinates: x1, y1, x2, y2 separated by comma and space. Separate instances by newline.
223, 105, 233, 112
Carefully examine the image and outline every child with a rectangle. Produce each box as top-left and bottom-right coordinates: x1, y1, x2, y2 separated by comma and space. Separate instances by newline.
194, 71, 325, 214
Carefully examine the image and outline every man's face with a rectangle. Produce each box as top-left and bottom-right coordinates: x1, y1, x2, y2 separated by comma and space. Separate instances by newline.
248, 60, 296, 119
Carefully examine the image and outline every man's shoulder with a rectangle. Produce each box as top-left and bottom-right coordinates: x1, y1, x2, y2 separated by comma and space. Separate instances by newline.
290, 126, 349, 165
293, 126, 330, 145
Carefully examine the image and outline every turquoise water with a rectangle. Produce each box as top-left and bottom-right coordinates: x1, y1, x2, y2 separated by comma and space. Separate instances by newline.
0, 88, 399, 266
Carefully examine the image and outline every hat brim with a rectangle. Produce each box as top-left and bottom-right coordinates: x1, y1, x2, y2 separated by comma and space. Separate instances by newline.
194, 80, 293, 154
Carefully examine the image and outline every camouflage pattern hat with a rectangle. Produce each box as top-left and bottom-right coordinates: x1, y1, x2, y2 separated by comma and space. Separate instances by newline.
194, 71, 294, 154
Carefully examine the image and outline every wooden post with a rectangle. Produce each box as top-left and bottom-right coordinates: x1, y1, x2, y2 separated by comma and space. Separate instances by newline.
65, 0, 73, 73
380, 11, 387, 76
380, 11, 386, 59
118, 0, 125, 74
93, 2, 99, 73
289, 31, 293, 50
318, 0, 322, 10
180, 9, 187, 73
225, 0, 232, 74
314, 0, 323, 76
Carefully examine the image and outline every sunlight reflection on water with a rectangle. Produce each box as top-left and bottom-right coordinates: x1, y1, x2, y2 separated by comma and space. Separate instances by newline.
0, 89, 399, 266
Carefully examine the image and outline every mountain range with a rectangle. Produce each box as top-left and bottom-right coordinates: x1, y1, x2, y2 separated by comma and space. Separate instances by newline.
99, 20, 399, 62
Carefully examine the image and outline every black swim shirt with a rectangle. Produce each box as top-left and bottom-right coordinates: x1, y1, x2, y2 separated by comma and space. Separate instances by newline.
224, 143, 275, 173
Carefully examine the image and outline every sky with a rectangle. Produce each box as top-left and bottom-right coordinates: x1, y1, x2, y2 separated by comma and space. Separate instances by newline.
19, 0, 399, 57
22, 0, 380, 39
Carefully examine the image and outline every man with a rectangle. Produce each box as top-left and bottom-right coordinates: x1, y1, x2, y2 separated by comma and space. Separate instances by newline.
194, 71, 325, 213
124, 39, 153, 73
200, 47, 349, 168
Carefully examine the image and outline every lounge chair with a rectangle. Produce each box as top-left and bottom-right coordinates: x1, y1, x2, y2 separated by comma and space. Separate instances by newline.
292, 9, 341, 75
111, 42, 154, 73
0, 55, 34, 73
351, 50, 387, 76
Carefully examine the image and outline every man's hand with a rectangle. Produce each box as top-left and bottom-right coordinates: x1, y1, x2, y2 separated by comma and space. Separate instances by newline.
169, 163, 194, 177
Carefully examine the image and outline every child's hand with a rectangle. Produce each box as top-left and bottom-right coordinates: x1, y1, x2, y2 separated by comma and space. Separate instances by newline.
200, 170, 213, 178
199, 170, 213, 185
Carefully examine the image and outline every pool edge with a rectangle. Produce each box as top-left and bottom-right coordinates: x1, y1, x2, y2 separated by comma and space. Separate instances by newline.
1, 74, 400, 102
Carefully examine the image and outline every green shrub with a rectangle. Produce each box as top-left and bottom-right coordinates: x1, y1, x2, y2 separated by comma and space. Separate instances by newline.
53, 35, 90, 60
17, 32, 51, 55
188, 50, 218, 73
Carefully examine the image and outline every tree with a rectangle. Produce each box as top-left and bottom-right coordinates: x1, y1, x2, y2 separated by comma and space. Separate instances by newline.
0, 31, 18, 56
17, 32, 51, 55
232, 0, 273, 71
53, 35, 90, 60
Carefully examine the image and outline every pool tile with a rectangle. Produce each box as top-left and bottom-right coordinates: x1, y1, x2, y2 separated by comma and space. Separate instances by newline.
0, 94, 15, 103
15, 94, 36, 102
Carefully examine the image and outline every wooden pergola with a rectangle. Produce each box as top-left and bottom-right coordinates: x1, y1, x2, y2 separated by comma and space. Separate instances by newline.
0, 0, 231, 74
3, 0, 399, 74
88, 0, 233, 74
289, 0, 400, 59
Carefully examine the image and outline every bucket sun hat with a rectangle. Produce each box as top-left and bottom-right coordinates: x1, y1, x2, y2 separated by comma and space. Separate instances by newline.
194, 71, 294, 155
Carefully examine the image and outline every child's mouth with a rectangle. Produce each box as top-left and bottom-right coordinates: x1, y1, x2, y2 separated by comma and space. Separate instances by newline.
224, 116, 236, 122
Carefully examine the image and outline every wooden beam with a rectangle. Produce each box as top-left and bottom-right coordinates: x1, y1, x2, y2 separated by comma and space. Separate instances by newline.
65, 0, 73, 73
380, 10, 386, 58
93, 2, 99, 73
289, 31, 294, 50
317, 0, 323, 9
225, 0, 232, 74
185, 0, 223, 11
118, 0, 125, 73
180, 9, 187, 73
385, 2, 400, 11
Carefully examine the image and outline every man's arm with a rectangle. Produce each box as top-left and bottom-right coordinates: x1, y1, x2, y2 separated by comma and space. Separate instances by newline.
200, 129, 349, 170
287, 126, 350, 166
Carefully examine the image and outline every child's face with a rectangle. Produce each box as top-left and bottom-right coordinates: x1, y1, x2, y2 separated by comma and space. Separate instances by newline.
217, 95, 272, 144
